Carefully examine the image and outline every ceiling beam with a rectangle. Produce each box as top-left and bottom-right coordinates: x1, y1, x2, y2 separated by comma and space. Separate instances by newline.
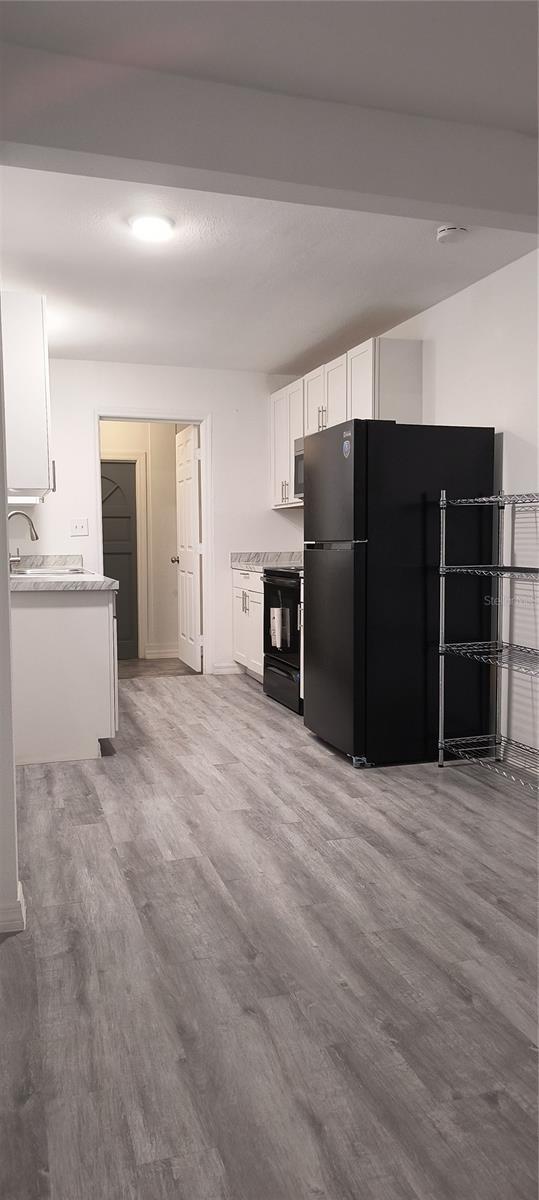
1, 42, 536, 232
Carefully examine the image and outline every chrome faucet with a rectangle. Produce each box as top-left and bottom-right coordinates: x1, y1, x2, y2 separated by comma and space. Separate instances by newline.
8, 511, 39, 570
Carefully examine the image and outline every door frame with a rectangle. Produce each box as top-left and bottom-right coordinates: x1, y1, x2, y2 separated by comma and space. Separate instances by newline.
100, 449, 148, 660
94, 412, 214, 675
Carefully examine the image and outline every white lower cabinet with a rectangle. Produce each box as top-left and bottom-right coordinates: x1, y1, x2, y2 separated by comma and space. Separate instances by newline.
245, 591, 263, 676
11, 589, 118, 765
232, 571, 264, 678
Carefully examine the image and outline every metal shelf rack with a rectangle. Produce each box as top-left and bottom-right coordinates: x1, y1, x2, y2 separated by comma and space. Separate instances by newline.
442, 735, 538, 793
438, 490, 538, 792
443, 564, 538, 580
442, 641, 539, 676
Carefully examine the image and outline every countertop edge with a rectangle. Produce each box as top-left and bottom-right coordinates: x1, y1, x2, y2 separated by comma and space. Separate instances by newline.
10, 576, 119, 593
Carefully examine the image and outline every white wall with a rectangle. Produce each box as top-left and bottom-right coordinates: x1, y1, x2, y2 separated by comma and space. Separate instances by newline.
13, 360, 302, 671
0, 317, 25, 930
386, 250, 538, 749
386, 251, 538, 493
100, 419, 178, 657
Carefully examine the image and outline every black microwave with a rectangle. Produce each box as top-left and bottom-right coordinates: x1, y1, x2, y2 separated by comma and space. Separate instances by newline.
294, 438, 304, 500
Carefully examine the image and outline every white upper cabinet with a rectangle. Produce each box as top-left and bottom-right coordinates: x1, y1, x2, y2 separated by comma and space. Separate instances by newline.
347, 339, 375, 419
271, 385, 289, 507
1, 292, 53, 498
303, 366, 324, 436
347, 337, 422, 423
323, 354, 348, 429
269, 337, 422, 511
270, 378, 304, 508
376, 338, 423, 424
287, 379, 304, 499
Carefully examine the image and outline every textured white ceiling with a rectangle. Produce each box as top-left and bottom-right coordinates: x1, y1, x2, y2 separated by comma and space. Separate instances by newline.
1, 0, 536, 135
0, 166, 536, 373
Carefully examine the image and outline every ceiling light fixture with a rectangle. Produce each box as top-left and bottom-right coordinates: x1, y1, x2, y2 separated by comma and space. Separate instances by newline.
128, 214, 175, 243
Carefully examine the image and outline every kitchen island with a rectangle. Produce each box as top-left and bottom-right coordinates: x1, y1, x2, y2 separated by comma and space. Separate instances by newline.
10, 556, 119, 765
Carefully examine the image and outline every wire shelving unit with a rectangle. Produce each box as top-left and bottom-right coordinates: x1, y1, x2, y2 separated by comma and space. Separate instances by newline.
438, 490, 538, 793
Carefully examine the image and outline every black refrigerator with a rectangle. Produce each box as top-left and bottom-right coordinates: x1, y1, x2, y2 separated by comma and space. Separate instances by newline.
303, 420, 495, 767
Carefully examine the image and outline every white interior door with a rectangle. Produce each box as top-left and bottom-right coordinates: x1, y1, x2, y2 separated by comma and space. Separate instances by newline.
175, 425, 202, 672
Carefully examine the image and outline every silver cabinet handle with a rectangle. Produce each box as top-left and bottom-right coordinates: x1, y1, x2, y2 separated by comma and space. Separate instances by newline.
171, 555, 179, 563
297, 603, 302, 631
51, 459, 57, 493
241, 590, 245, 613
317, 406, 321, 431
323, 407, 327, 429
245, 592, 249, 614
284, 481, 288, 502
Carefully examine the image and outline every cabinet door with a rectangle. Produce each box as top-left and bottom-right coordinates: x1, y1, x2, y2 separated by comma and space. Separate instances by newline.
347, 339, 375, 420
232, 588, 249, 666
271, 386, 289, 506
288, 379, 304, 504
303, 367, 324, 437
377, 338, 422, 424
324, 354, 347, 429
2, 292, 52, 496
246, 592, 264, 677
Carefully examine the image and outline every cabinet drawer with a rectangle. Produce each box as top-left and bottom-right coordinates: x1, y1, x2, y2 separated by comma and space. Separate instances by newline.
232, 569, 264, 595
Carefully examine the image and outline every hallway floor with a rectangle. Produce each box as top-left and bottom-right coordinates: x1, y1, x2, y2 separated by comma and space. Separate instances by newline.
118, 657, 196, 680
2, 675, 537, 1200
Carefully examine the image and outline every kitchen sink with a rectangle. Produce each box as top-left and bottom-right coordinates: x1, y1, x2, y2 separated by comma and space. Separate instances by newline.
10, 566, 86, 576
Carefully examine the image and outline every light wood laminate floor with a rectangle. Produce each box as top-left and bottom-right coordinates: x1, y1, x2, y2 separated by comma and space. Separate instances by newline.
2, 675, 537, 1200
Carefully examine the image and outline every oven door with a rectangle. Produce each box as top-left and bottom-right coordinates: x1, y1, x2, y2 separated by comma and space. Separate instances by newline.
294, 438, 304, 500
263, 573, 301, 669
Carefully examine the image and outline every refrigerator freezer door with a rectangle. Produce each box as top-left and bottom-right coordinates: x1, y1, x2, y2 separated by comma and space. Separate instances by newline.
304, 421, 367, 544
303, 544, 366, 758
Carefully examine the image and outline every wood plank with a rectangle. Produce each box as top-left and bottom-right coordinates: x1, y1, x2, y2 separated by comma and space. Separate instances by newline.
1, 674, 536, 1200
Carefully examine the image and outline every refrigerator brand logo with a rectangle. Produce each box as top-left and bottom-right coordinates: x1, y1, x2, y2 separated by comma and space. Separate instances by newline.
342, 439, 351, 459
343, 430, 352, 438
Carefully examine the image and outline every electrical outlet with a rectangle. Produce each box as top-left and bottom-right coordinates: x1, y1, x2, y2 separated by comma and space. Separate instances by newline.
70, 518, 89, 537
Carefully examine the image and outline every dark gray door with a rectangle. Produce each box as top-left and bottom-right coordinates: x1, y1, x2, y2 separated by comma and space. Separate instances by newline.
101, 460, 138, 660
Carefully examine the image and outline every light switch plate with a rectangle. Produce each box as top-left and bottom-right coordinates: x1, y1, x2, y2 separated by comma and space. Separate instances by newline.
70, 518, 89, 537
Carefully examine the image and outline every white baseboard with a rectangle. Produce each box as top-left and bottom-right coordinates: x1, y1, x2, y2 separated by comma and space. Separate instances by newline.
212, 662, 244, 675
145, 645, 179, 660
0, 882, 26, 933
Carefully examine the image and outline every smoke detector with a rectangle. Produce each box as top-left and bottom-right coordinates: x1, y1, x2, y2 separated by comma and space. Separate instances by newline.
436, 224, 469, 245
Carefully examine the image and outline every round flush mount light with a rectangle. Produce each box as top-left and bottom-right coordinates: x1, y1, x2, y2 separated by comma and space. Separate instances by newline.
436, 224, 469, 245
128, 214, 175, 243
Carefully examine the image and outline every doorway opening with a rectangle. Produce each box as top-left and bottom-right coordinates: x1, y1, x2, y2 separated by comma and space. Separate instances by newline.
99, 418, 205, 679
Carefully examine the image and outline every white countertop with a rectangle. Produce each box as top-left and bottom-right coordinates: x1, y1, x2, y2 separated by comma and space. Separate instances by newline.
231, 550, 303, 572
9, 554, 119, 592
10, 571, 119, 592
